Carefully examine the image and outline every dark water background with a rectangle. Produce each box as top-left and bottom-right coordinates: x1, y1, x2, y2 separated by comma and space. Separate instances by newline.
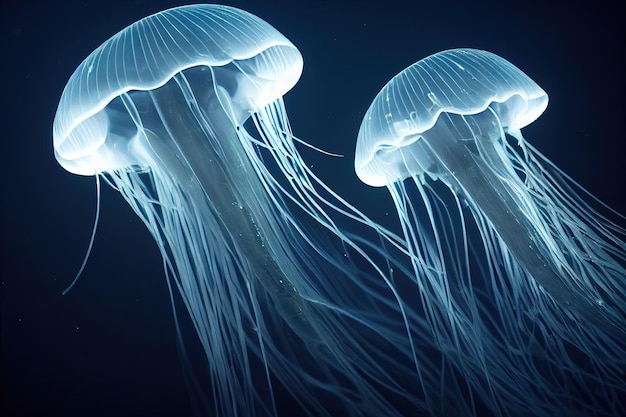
1, 0, 624, 416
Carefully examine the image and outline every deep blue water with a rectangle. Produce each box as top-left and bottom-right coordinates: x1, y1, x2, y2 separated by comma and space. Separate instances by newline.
1, 1, 624, 416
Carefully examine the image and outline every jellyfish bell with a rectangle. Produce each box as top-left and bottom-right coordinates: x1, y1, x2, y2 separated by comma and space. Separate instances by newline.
356, 48, 626, 416
54, 5, 302, 176
355, 49, 548, 187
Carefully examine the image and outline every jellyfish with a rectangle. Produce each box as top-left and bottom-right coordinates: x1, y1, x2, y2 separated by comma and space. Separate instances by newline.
355, 48, 626, 416
52, 5, 453, 417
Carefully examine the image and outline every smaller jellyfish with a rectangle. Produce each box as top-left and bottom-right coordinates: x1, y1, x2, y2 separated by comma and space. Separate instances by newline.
53, 5, 438, 417
355, 48, 626, 416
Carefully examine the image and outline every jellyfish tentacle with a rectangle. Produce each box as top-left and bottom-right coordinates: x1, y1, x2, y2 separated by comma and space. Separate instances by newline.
145, 71, 323, 345
412, 107, 625, 337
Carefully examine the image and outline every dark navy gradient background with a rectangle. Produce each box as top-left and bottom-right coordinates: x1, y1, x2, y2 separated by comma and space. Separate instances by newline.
1, 1, 624, 416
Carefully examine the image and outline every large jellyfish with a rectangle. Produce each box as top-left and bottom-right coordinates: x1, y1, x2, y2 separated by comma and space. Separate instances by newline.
52, 5, 450, 417
355, 48, 626, 416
